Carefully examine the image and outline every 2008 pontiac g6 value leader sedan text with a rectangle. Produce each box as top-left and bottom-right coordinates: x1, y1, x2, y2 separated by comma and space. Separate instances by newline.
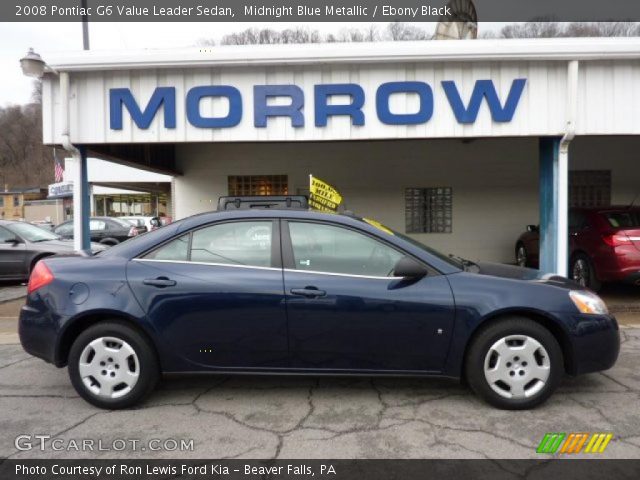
19, 209, 620, 410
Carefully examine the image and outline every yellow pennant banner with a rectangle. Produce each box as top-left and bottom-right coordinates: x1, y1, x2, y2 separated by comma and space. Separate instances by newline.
309, 175, 343, 213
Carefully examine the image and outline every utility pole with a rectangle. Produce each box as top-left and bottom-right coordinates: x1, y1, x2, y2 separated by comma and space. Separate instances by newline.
81, 0, 90, 50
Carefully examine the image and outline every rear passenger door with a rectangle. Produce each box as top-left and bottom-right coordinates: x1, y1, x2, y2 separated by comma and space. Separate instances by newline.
127, 219, 289, 370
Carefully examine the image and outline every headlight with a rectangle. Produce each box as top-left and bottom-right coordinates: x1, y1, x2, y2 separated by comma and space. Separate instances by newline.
569, 290, 609, 315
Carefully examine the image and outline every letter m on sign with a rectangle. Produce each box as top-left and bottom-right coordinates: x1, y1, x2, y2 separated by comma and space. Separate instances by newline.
110, 87, 176, 130
442, 79, 526, 124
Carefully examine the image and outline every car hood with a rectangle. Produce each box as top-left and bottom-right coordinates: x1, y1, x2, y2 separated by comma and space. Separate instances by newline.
473, 261, 580, 290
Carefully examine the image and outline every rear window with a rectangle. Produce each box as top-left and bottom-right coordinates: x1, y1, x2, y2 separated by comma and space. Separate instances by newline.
604, 211, 640, 229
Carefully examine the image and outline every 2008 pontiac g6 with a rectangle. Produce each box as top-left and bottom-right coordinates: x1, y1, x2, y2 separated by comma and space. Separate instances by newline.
19, 209, 620, 409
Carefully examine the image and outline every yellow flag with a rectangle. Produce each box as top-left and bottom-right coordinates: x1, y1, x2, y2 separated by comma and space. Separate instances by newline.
309, 175, 343, 213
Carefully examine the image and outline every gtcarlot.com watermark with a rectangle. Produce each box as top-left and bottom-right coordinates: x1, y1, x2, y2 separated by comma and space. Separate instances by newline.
15, 434, 194, 452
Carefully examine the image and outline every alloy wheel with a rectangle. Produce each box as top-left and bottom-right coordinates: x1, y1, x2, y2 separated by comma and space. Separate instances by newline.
572, 259, 589, 287
483, 335, 551, 399
78, 336, 140, 399
516, 246, 527, 267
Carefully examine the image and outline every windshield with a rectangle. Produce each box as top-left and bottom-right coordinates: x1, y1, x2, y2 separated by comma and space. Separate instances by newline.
6, 222, 60, 242
357, 217, 463, 269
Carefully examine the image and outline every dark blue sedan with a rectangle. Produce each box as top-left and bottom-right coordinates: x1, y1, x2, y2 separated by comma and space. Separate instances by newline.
19, 209, 620, 409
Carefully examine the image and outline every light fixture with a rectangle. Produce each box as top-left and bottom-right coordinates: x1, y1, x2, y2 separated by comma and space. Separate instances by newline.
20, 48, 53, 78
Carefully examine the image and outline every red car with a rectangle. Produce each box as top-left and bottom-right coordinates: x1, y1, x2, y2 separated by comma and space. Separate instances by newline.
516, 207, 640, 291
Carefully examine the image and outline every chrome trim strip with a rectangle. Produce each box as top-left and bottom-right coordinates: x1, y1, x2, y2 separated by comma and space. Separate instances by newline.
133, 258, 400, 280
284, 268, 401, 281
134, 258, 281, 272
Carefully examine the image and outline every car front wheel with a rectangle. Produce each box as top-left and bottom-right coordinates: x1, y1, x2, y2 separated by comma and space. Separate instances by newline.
68, 321, 159, 409
465, 317, 563, 409
570, 254, 602, 292
515, 243, 528, 267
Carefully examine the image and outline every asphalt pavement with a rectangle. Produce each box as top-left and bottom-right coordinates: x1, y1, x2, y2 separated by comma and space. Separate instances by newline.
0, 329, 639, 459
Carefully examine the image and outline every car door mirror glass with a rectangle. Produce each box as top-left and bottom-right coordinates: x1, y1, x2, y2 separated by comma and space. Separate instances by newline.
393, 256, 428, 278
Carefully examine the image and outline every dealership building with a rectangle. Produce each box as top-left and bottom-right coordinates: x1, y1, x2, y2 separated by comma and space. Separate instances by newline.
38, 37, 640, 275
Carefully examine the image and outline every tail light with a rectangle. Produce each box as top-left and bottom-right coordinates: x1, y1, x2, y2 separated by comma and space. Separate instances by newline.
602, 233, 632, 247
28, 261, 54, 294
128, 226, 138, 237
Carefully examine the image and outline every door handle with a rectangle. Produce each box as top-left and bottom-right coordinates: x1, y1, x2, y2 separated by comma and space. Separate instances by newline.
290, 287, 326, 298
143, 277, 176, 288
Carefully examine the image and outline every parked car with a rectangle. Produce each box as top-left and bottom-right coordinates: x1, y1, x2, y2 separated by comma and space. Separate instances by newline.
516, 207, 640, 291
53, 217, 145, 246
19, 207, 619, 410
120, 216, 153, 233
30, 221, 55, 232
0, 220, 105, 281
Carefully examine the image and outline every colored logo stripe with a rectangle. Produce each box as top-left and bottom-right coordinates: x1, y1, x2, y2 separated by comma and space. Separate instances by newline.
537, 433, 613, 454
584, 433, 613, 454
537, 433, 566, 453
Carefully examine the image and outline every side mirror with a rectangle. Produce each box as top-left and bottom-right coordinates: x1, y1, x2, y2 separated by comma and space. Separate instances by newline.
150, 217, 160, 227
526, 225, 539, 233
393, 256, 428, 278
4, 238, 20, 245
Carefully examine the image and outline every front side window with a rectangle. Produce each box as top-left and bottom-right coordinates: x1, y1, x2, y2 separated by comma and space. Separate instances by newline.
0, 226, 15, 242
144, 221, 273, 268
288, 222, 404, 277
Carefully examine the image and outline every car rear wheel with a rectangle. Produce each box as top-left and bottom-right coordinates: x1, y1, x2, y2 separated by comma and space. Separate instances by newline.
515, 243, 528, 267
570, 253, 602, 292
68, 321, 159, 409
465, 317, 563, 410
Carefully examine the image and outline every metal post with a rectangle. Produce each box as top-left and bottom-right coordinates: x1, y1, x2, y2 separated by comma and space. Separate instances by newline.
539, 137, 559, 275
81, 0, 90, 50
539, 137, 569, 277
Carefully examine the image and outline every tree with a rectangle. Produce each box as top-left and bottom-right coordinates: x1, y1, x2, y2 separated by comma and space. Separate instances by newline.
496, 21, 640, 38
0, 82, 54, 190
386, 22, 429, 41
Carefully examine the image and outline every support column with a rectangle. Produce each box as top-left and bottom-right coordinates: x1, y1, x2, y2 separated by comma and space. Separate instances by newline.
73, 146, 91, 252
539, 137, 569, 277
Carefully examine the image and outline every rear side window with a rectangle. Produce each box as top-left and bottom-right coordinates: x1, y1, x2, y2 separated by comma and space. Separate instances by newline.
143, 221, 273, 268
605, 211, 640, 229
288, 222, 403, 277
145, 234, 189, 261
55, 223, 73, 235
89, 220, 106, 231
191, 221, 272, 267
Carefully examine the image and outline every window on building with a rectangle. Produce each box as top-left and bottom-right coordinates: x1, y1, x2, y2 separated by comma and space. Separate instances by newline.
0, 197, 4, 207
569, 170, 611, 208
405, 187, 453, 234
228, 175, 288, 196
13, 196, 20, 207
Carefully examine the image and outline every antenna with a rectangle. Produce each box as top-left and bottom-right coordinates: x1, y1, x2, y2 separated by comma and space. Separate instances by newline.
433, 0, 478, 40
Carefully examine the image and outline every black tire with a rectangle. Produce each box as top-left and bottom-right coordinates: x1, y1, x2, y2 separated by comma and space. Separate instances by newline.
68, 321, 159, 409
570, 253, 602, 292
100, 239, 120, 246
465, 317, 563, 410
515, 243, 528, 268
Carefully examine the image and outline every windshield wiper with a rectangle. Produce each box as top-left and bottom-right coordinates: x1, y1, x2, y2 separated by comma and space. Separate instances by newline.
449, 254, 478, 270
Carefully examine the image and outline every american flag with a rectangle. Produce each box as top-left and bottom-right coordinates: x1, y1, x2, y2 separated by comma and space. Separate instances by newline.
53, 149, 64, 183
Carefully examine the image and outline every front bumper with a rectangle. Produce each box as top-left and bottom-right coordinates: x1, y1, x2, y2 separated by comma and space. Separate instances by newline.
566, 313, 620, 376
